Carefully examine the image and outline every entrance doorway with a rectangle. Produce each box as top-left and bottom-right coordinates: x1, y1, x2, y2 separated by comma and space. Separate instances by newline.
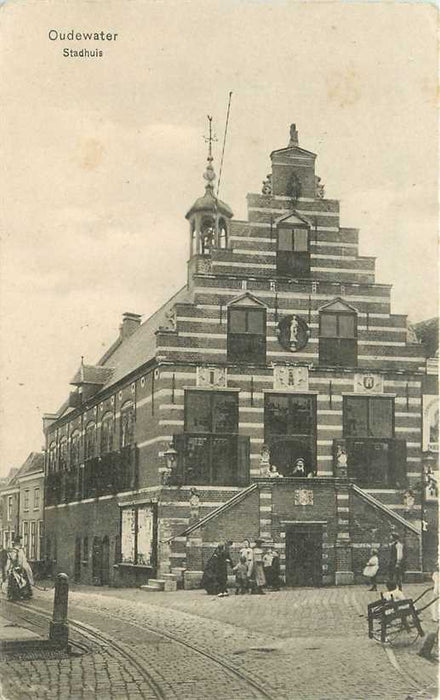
74, 537, 81, 582
101, 536, 110, 585
92, 536, 102, 585
285, 524, 323, 587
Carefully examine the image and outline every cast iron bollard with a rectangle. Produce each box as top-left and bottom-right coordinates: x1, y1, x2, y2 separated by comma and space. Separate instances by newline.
49, 573, 69, 647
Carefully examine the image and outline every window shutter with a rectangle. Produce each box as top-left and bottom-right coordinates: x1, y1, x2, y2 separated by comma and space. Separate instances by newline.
236, 436, 250, 486
392, 439, 407, 489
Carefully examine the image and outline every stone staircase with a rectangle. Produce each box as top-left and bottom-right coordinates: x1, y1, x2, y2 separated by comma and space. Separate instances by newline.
140, 572, 178, 593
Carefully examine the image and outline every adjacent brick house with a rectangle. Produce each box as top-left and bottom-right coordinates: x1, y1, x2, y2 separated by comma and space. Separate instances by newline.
43, 124, 426, 588
0, 453, 44, 572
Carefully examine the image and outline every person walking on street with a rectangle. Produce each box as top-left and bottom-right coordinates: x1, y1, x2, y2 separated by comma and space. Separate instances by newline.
263, 547, 274, 588
250, 539, 266, 595
6, 538, 33, 601
363, 548, 379, 591
240, 539, 254, 579
270, 548, 281, 591
233, 555, 249, 595
389, 532, 405, 591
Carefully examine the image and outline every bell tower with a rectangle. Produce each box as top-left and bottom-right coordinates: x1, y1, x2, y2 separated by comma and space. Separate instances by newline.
185, 116, 233, 259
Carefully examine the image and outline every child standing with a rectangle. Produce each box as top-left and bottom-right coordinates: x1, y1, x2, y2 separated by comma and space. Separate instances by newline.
233, 555, 249, 595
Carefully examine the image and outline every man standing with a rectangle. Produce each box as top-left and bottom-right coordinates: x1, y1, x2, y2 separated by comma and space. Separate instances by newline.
389, 532, 405, 591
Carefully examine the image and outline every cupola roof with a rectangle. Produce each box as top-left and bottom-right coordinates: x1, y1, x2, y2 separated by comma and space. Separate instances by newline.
185, 115, 233, 220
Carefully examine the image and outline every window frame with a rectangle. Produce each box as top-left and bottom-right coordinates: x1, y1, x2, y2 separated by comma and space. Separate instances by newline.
319, 309, 358, 367
33, 487, 40, 511
264, 393, 317, 476
276, 225, 310, 277
227, 305, 267, 364
100, 412, 115, 455
120, 402, 135, 449
343, 396, 395, 439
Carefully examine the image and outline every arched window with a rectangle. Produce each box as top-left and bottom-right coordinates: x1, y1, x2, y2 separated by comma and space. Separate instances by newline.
319, 299, 357, 367
120, 402, 135, 448
200, 217, 215, 255
85, 422, 97, 460
100, 413, 114, 454
59, 438, 68, 471
48, 441, 57, 474
70, 430, 81, 467
218, 218, 227, 249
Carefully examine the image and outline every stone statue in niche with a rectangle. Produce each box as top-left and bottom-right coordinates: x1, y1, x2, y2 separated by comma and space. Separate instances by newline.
286, 172, 302, 202
403, 489, 415, 512
289, 316, 299, 349
189, 488, 201, 522
315, 176, 325, 199
277, 315, 310, 353
259, 444, 271, 476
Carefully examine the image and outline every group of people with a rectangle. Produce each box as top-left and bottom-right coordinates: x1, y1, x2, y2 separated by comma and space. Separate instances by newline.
201, 538, 281, 597
362, 531, 406, 598
0, 536, 34, 602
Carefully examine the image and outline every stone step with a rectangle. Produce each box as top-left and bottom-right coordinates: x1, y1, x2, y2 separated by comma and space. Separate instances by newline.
140, 584, 163, 593
162, 573, 177, 581
146, 578, 165, 590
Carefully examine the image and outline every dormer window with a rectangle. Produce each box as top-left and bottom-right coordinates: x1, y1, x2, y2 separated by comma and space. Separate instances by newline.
276, 213, 310, 277
227, 294, 266, 364
319, 299, 358, 367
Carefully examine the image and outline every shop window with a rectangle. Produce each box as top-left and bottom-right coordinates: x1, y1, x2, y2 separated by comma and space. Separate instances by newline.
227, 305, 266, 363
319, 304, 357, 367
100, 413, 114, 454
264, 394, 317, 477
277, 227, 310, 276
7, 496, 13, 521
120, 505, 155, 567
30, 522, 37, 560
120, 402, 135, 448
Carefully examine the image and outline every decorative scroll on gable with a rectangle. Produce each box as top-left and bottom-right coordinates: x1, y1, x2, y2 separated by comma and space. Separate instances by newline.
273, 366, 309, 391
197, 367, 227, 388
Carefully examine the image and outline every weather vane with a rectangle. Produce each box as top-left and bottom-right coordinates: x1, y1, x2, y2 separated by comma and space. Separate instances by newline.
203, 115, 217, 161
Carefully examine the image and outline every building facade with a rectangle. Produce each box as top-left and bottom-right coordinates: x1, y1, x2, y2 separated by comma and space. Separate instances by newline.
0, 453, 44, 571
44, 124, 426, 587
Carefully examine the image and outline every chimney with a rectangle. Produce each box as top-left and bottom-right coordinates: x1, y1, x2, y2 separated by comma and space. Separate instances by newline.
120, 312, 142, 339
288, 123, 299, 147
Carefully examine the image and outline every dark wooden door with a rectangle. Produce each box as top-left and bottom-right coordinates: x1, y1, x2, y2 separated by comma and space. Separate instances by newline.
74, 537, 81, 582
101, 536, 110, 585
285, 526, 322, 587
92, 537, 102, 585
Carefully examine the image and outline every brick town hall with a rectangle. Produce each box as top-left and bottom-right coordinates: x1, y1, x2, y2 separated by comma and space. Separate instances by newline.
43, 124, 425, 589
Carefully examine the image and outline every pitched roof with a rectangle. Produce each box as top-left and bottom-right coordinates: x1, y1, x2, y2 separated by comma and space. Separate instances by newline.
70, 364, 114, 386
412, 317, 439, 359
7, 452, 44, 486
98, 284, 189, 390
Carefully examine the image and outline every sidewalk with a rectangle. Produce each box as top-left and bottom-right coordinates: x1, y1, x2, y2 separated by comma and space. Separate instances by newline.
0, 614, 42, 643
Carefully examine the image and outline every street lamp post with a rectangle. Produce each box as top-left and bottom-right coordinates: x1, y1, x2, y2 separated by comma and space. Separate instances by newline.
161, 442, 178, 485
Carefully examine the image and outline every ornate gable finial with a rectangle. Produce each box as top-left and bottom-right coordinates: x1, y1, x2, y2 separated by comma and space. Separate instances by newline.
203, 115, 217, 193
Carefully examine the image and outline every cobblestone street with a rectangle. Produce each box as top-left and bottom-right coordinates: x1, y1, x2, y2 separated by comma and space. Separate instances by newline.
0, 583, 438, 699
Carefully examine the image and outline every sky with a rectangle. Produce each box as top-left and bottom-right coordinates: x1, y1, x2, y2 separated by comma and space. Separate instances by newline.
0, 0, 438, 476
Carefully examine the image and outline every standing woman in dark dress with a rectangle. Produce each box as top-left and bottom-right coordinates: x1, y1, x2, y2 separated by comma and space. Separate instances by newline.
202, 544, 230, 596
